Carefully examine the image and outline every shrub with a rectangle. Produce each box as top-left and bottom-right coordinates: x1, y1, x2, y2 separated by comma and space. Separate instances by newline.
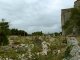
0, 32, 9, 46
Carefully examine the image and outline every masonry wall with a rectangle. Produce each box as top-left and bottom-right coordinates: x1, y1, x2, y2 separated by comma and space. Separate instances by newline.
61, 9, 71, 36
61, 0, 80, 36
74, 0, 80, 7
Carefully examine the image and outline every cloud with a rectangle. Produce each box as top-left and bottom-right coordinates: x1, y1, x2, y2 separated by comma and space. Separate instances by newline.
0, 0, 76, 33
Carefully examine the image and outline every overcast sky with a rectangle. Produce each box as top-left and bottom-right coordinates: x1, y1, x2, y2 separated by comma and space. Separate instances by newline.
0, 0, 76, 34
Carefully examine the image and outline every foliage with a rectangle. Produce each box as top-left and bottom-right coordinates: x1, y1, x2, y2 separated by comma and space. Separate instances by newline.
13, 42, 21, 45
0, 48, 20, 60
63, 38, 67, 44
54, 32, 60, 36
32, 31, 43, 36
5, 49, 19, 59
31, 45, 42, 53
48, 43, 57, 52
17, 50, 26, 55
0, 19, 10, 35
64, 44, 73, 58
0, 32, 9, 46
10, 28, 28, 36
0, 19, 10, 46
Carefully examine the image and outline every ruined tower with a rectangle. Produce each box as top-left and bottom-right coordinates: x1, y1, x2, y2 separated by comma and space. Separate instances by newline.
61, 0, 80, 36
74, 0, 80, 7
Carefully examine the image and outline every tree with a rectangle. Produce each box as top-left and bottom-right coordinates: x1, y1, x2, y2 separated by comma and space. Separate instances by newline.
10, 28, 28, 36
18, 30, 28, 36
10, 28, 18, 35
0, 19, 10, 46
32, 31, 43, 36
0, 32, 9, 46
0, 19, 10, 35
54, 32, 60, 36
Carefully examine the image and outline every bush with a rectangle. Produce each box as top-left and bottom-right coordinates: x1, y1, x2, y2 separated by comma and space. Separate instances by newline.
13, 42, 20, 45
0, 32, 9, 46
64, 44, 73, 58
63, 38, 67, 44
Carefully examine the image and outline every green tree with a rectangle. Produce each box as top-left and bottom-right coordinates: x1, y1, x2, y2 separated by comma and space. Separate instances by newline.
0, 32, 9, 46
54, 32, 60, 36
32, 31, 43, 36
0, 19, 10, 35
0, 19, 10, 46
10, 28, 28, 36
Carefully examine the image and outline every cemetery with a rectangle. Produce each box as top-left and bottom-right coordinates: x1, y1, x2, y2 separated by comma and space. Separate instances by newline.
0, 0, 80, 60
0, 34, 67, 60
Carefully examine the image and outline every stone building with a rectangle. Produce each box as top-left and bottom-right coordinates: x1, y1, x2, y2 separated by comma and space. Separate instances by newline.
61, 0, 80, 36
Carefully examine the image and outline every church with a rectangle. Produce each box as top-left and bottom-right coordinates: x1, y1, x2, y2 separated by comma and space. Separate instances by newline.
61, 0, 80, 36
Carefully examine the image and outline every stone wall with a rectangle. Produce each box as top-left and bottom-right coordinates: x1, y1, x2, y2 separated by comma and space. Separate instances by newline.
63, 37, 80, 60
74, 0, 80, 8
61, 0, 80, 36
61, 9, 71, 35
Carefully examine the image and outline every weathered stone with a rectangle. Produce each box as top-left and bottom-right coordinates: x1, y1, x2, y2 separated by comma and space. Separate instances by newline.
63, 37, 80, 60
61, 0, 80, 36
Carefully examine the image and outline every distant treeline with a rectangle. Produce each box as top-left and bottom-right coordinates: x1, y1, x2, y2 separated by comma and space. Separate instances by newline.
10, 28, 28, 36
32, 31, 43, 36
10, 29, 43, 36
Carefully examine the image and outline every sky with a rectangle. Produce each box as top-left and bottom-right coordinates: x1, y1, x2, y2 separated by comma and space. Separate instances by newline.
0, 0, 76, 34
